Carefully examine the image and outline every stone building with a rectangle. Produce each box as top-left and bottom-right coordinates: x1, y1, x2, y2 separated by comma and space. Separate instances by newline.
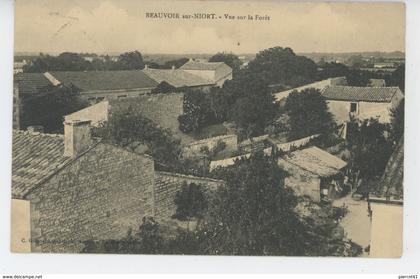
321, 86, 404, 124
277, 146, 348, 202
11, 120, 224, 253
180, 59, 233, 87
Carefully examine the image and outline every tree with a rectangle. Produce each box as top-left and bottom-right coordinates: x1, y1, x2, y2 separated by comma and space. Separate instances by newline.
136, 217, 165, 254
115, 51, 145, 70
20, 84, 88, 133
390, 99, 404, 144
284, 88, 336, 140
93, 107, 181, 168
200, 152, 306, 255
346, 69, 371, 86
318, 62, 349, 80
247, 47, 318, 87
173, 182, 208, 223
223, 72, 276, 137
386, 64, 405, 91
209, 52, 242, 74
346, 118, 393, 180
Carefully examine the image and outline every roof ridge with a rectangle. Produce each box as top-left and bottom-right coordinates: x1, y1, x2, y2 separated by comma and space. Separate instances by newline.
13, 129, 64, 138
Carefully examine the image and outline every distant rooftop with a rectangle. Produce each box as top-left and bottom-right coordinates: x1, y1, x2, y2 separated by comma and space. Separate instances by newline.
180, 60, 227, 71
322, 85, 402, 103
14, 73, 52, 95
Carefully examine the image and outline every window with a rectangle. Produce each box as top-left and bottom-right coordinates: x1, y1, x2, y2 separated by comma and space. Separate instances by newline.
350, 102, 357, 113
117, 95, 127, 99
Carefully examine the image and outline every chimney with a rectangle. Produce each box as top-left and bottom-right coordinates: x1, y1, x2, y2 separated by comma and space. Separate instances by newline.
64, 120, 92, 157
144, 64, 148, 69
171, 65, 175, 70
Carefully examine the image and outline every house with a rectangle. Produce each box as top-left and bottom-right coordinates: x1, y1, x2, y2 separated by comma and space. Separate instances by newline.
142, 67, 215, 91
277, 146, 348, 202
180, 59, 233, 86
273, 77, 347, 103
11, 120, 224, 253
321, 86, 404, 124
368, 137, 403, 258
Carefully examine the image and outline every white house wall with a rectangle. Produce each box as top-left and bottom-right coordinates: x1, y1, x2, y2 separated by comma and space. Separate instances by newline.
326, 100, 393, 124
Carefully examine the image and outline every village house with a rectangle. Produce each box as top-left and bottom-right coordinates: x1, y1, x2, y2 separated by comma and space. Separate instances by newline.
179, 59, 233, 86
369, 137, 403, 258
11, 120, 224, 253
321, 86, 404, 124
277, 146, 348, 202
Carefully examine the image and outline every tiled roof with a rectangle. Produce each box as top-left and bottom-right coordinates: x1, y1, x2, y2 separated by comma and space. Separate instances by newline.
49, 70, 158, 92
279, 146, 347, 177
322, 86, 401, 103
14, 73, 53, 95
180, 60, 225, 71
142, 68, 214, 88
372, 137, 404, 201
12, 130, 74, 198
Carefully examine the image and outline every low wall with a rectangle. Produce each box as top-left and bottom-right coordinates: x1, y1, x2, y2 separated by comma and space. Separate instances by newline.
154, 171, 225, 218
182, 134, 238, 158
209, 134, 319, 171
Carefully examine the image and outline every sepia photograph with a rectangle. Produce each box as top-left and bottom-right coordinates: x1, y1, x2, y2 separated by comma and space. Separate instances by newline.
10, 0, 405, 258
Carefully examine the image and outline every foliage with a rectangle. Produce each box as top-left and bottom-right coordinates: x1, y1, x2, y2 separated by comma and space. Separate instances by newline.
115, 51, 145, 70
222, 72, 277, 137
209, 52, 242, 74
173, 182, 208, 221
389, 98, 404, 143
92, 107, 181, 168
346, 118, 393, 179
346, 69, 371, 86
198, 152, 306, 255
20, 84, 88, 133
318, 62, 349, 80
284, 88, 336, 140
246, 47, 318, 87
386, 64, 405, 91
178, 89, 218, 133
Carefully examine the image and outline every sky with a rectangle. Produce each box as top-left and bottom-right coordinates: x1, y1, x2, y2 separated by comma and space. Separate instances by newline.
14, 0, 406, 54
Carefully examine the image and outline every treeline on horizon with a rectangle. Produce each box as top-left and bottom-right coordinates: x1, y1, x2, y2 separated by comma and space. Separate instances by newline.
19, 47, 405, 91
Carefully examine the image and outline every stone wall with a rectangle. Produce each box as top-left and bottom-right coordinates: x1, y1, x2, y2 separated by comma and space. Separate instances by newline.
154, 171, 224, 219
27, 143, 155, 253
182, 134, 238, 158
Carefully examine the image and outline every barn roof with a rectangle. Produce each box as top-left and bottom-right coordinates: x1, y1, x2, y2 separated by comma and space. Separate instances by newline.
322, 86, 401, 103
142, 68, 214, 88
279, 146, 347, 177
49, 70, 158, 92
